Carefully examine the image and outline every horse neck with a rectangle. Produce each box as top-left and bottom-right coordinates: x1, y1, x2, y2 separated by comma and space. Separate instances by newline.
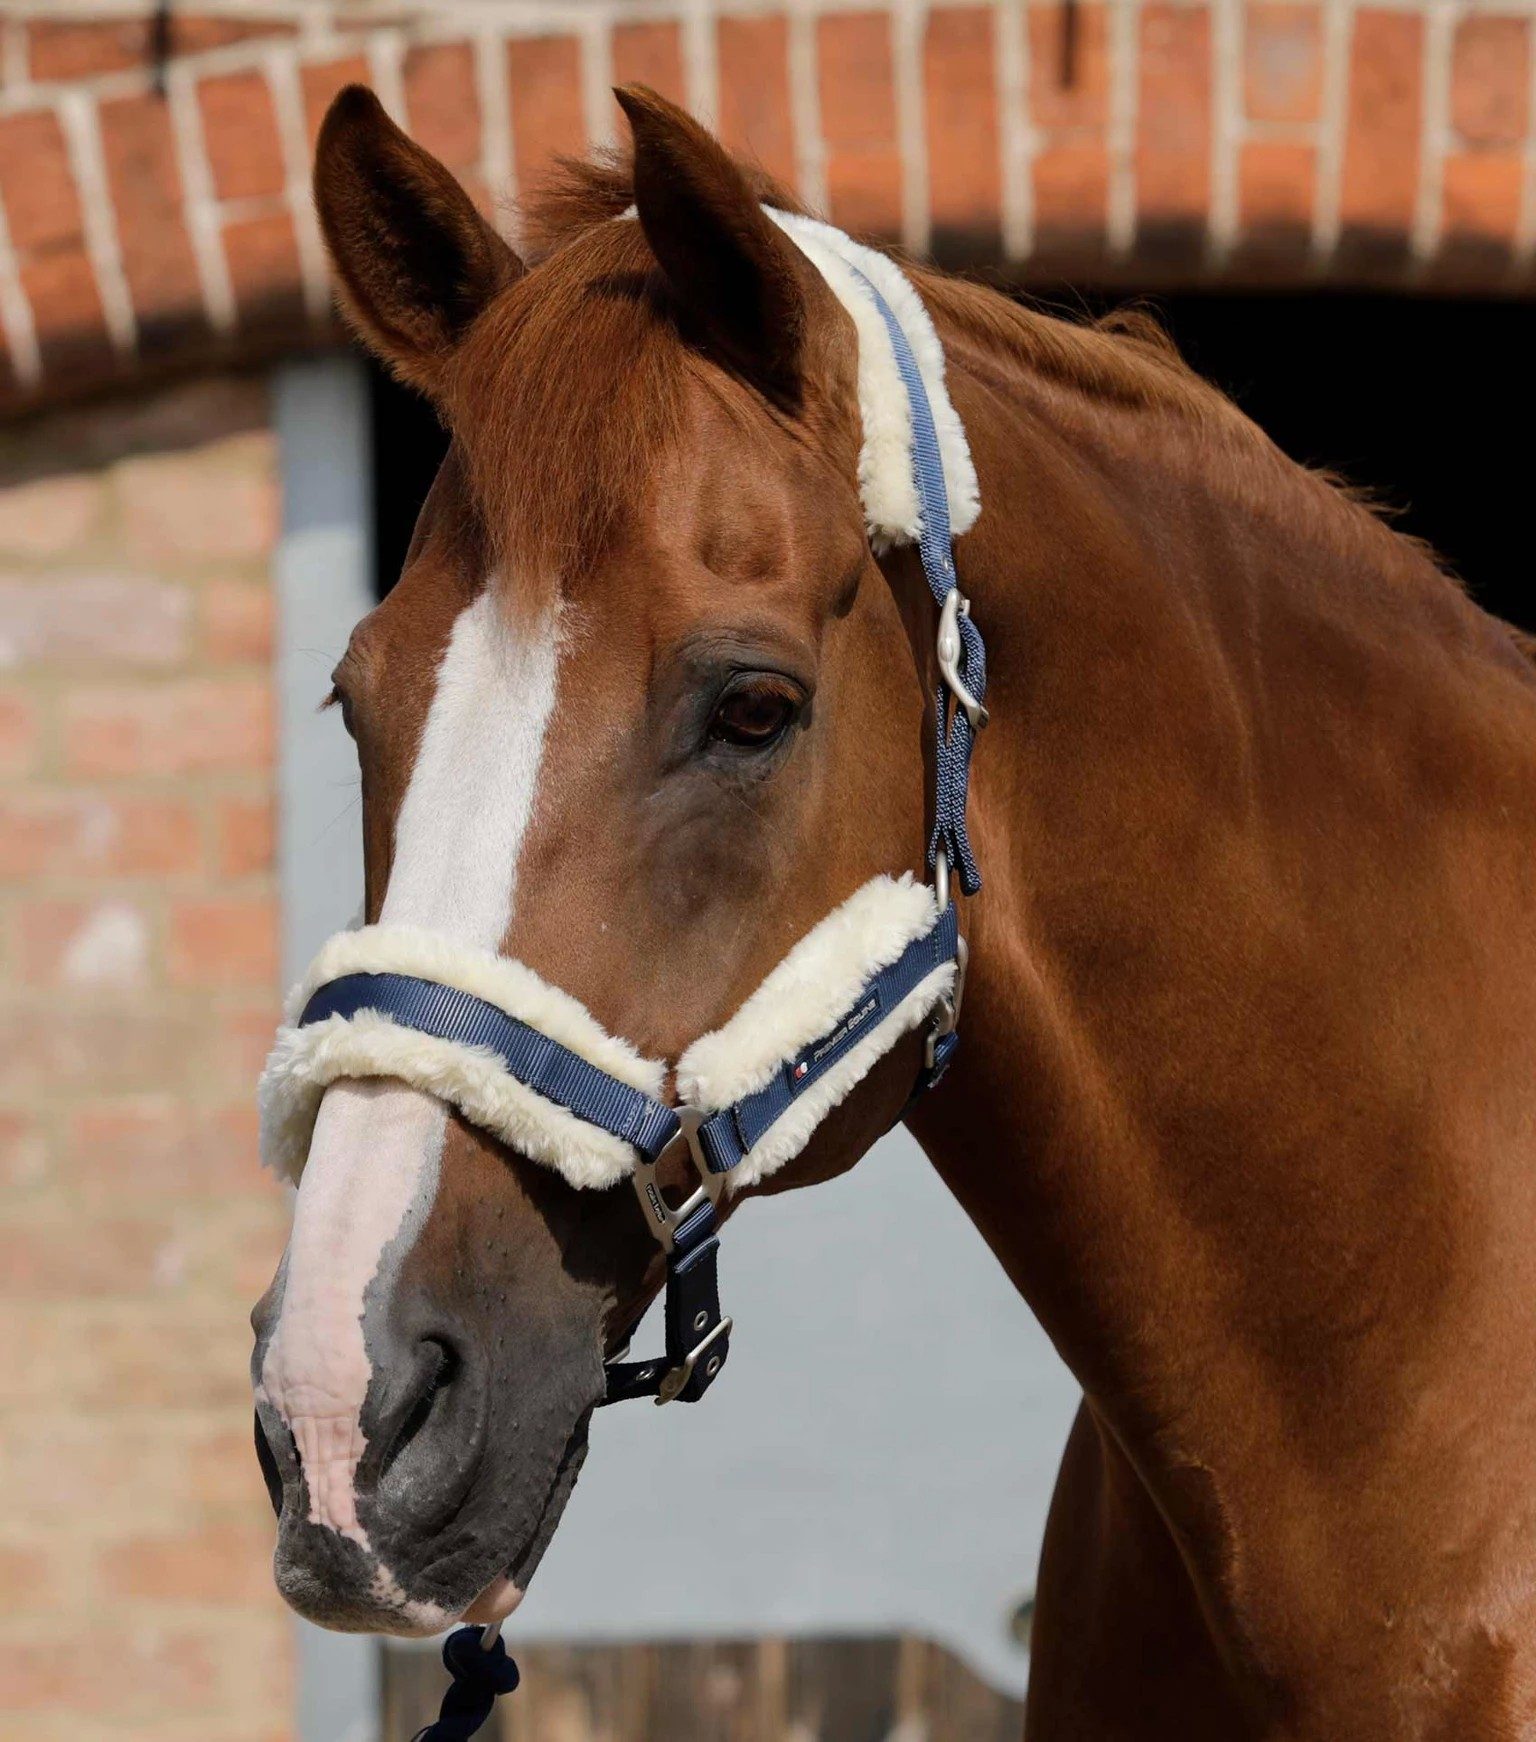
906, 307, 1536, 1453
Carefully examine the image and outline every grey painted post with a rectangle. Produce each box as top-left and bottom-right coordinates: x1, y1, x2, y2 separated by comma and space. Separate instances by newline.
273, 355, 382, 1742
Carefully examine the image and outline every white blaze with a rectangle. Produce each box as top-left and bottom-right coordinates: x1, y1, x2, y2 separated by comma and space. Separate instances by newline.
263, 589, 559, 1572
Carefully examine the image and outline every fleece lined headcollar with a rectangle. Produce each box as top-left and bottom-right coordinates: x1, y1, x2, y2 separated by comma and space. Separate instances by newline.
259, 875, 955, 1192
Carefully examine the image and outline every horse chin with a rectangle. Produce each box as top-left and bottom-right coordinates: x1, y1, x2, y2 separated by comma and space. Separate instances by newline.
267, 1400, 594, 1637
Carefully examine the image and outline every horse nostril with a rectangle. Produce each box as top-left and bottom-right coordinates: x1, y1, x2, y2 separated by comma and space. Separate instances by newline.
377, 1335, 461, 1482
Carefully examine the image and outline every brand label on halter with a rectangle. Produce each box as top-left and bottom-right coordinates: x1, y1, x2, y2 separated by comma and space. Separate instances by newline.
786, 989, 883, 1094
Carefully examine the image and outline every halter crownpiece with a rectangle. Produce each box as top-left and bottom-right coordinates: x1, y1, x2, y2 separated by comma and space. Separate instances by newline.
258, 232, 988, 1412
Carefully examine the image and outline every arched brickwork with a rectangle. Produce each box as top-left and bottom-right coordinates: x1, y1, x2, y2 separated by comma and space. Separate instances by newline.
0, 0, 1530, 415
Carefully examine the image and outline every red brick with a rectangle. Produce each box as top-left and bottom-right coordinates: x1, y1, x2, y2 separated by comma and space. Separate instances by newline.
613, 23, 687, 108
26, 18, 150, 82
0, 1211, 171, 1297
404, 42, 483, 172
0, 999, 207, 1097
0, 792, 201, 879
717, 15, 797, 191
13, 896, 151, 987
27, 16, 295, 83
64, 1099, 261, 1197
0, 691, 40, 776
1244, 4, 1323, 125
20, 247, 112, 380
1029, 3, 1109, 130
300, 55, 370, 151
222, 211, 307, 335
0, 1547, 52, 1613
167, 893, 277, 987
1238, 141, 1316, 239
0, 471, 103, 557
197, 70, 287, 204
0, 1301, 259, 1410
0, 574, 191, 668
98, 92, 208, 352
925, 8, 1001, 253
818, 13, 902, 239
0, 1109, 47, 1190
1440, 152, 1523, 245
62, 677, 272, 778
213, 1001, 281, 1083
0, 110, 85, 257
1340, 11, 1423, 245
173, 16, 299, 56
118, 434, 277, 563
1033, 141, 1110, 248
201, 578, 274, 663
508, 36, 587, 191
1451, 18, 1530, 149
214, 792, 275, 877
101, 1521, 277, 1603
1137, 6, 1212, 235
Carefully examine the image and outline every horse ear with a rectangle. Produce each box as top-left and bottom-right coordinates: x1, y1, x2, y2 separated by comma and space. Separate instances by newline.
314, 86, 522, 396
615, 84, 818, 408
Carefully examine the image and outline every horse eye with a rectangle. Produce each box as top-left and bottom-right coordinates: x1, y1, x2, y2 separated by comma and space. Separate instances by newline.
708, 681, 798, 750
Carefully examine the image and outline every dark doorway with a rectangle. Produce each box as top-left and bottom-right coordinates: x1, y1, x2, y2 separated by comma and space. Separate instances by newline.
369, 362, 449, 601
1137, 291, 1532, 632
367, 293, 1533, 632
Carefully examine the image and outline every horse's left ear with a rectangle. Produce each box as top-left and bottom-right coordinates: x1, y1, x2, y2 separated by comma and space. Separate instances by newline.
616, 84, 826, 409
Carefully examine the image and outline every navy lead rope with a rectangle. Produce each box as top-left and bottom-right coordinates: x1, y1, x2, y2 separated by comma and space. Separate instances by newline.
413, 1625, 520, 1742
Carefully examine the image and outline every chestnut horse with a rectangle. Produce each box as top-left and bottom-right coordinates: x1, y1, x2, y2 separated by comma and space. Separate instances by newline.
251, 83, 1536, 1739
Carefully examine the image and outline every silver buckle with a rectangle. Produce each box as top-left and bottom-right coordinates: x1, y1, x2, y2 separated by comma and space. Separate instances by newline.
630, 1108, 724, 1254
655, 1315, 733, 1407
924, 932, 968, 1070
937, 589, 988, 734
925, 845, 969, 1071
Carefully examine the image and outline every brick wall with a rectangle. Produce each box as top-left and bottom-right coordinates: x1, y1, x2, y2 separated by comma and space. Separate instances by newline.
0, 1, 1533, 414
0, 373, 290, 1742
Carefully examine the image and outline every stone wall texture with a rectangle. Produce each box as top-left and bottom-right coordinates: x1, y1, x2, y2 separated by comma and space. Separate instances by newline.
0, 372, 290, 1742
0, 0, 1532, 415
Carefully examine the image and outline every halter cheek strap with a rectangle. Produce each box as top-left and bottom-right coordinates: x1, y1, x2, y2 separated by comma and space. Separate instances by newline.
258, 269, 987, 1412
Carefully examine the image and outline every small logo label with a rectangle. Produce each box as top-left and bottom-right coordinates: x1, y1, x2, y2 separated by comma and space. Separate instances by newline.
788, 991, 881, 1093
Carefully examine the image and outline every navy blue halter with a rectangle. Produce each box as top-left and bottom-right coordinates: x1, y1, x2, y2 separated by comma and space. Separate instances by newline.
296, 275, 987, 1417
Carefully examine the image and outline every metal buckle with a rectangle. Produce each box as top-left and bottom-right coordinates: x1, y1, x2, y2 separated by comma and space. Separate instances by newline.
655, 1315, 733, 1407
630, 1108, 724, 1254
936, 589, 988, 734
924, 933, 968, 1070
925, 845, 969, 1072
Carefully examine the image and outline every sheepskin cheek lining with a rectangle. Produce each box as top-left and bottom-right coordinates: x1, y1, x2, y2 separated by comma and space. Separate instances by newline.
676, 874, 954, 1188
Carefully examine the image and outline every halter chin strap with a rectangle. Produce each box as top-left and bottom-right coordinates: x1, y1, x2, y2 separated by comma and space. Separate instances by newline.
261, 270, 987, 1411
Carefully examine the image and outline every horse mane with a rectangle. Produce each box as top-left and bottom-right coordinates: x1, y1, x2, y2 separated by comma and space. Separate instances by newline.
489, 148, 1533, 665
516, 149, 1228, 429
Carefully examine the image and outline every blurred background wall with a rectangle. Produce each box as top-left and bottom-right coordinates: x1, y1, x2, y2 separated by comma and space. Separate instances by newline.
1, 4, 1533, 1741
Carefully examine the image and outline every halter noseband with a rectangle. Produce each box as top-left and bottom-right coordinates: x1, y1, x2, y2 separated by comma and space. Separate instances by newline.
270, 270, 987, 1412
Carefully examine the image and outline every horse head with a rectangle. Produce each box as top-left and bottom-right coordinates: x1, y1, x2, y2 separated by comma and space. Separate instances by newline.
250, 83, 971, 1634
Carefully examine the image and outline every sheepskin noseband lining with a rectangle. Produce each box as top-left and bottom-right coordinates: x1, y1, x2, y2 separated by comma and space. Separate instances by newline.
258, 875, 954, 1193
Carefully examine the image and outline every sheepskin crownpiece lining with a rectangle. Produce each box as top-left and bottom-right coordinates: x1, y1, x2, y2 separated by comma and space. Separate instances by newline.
258, 878, 955, 1193
764, 208, 980, 552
